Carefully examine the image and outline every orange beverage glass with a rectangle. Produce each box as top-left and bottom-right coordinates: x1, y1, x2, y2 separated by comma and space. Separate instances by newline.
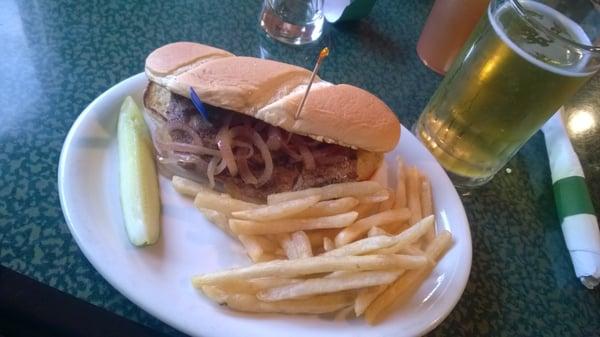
417, 0, 489, 74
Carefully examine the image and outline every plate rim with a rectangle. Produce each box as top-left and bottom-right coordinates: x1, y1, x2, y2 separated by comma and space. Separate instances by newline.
58, 72, 472, 337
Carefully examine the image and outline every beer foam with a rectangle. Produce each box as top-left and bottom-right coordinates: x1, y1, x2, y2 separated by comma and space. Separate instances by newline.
490, 0, 594, 77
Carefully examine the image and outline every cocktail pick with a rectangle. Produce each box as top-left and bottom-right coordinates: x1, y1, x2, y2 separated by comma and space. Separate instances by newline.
190, 87, 210, 121
294, 47, 330, 120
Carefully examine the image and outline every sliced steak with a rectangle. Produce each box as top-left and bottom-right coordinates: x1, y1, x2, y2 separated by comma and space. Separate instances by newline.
154, 89, 359, 202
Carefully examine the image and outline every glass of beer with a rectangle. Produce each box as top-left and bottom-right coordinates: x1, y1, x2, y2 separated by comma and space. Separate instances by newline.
414, 0, 600, 187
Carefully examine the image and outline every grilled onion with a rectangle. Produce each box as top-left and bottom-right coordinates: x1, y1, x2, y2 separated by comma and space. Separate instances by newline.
216, 114, 237, 176
154, 107, 350, 189
292, 136, 316, 170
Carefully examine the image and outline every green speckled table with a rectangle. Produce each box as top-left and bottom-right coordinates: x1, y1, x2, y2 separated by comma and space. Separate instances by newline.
1, 0, 599, 336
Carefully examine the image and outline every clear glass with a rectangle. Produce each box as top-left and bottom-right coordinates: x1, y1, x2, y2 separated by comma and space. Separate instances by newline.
417, 0, 490, 75
260, 0, 325, 45
415, 0, 600, 187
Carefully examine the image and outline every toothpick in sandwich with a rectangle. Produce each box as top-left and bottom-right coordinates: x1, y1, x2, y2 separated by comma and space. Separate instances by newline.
295, 47, 330, 120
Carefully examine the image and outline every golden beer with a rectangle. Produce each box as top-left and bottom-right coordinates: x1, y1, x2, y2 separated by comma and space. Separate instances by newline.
415, 0, 597, 186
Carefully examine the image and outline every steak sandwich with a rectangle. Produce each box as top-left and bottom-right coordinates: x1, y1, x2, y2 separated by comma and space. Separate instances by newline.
143, 42, 400, 202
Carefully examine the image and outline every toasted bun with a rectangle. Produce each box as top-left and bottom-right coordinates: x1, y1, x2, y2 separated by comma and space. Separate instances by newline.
145, 42, 400, 152
145, 42, 234, 76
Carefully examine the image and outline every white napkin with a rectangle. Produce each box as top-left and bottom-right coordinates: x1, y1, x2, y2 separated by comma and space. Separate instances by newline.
542, 109, 600, 289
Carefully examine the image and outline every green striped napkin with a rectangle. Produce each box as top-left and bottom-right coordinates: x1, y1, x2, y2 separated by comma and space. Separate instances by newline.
542, 109, 600, 289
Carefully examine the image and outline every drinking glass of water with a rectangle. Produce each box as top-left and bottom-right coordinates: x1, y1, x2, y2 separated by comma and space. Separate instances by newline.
415, 0, 600, 187
260, 0, 325, 45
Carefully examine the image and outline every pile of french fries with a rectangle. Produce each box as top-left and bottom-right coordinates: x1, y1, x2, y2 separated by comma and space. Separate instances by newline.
172, 158, 452, 324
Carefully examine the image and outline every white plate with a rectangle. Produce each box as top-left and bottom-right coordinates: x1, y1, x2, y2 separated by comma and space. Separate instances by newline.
58, 73, 472, 337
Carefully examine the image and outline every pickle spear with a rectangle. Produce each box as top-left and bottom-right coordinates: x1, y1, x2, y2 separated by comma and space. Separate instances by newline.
117, 96, 161, 246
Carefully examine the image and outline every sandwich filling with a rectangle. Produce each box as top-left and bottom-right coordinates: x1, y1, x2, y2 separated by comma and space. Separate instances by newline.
145, 83, 380, 201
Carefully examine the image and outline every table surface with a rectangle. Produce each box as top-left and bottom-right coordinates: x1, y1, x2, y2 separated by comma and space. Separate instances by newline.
1, 0, 599, 336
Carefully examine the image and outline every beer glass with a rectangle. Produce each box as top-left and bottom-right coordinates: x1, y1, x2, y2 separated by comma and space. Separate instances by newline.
415, 0, 600, 187
417, 0, 490, 74
260, 0, 325, 45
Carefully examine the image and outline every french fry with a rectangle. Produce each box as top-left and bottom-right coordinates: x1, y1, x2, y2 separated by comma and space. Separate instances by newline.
229, 212, 358, 235
355, 286, 387, 317
252, 235, 281, 253
258, 271, 402, 302
354, 269, 406, 316
194, 192, 259, 215
238, 234, 281, 253
334, 305, 355, 321
324, 215, 434, 257
201, 284, 353, 313
192, 254, 427, 286
393, 158, 407, 209
238, 235, 281, 262
324, 270, 351, 278
406, 166, 422, 225
377, 215, 437, 255
231, 196, 320, 221
221, 292, 356, 314
305, 229, 339, 248
380, 221, 403, 235
203, 282, 256, 296
420, 179, 433, 217
276, 233, 291, 253
424, 230, 452, 260
247, 277, 300, 289
291, 231, 312, 258
198, 208, 233, 236
300, 197, 359, 218
354, 202, 377, 219
172, 175, 216, 198
378, 188, 396, 212
397, 244, 425, 256
238, 235, 267, 262
420, 177, 435, 243
368, 226, 391, 237
267, 181, 384, 204
334, 208, 411, 247
212, 277, 301, 295
323, 237, 335, 251
200, 285, 229, 304
357, 189, 390, 204
364, 231, 452, 324
279, 231, 313, 259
